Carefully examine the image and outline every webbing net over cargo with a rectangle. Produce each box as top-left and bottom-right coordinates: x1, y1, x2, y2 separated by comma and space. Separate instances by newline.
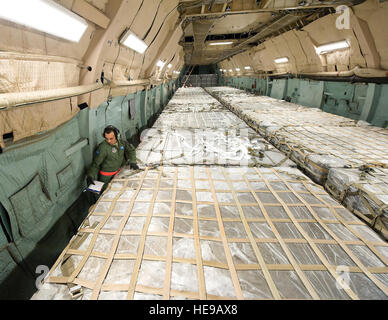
205, 87, 388, 240
326, 167, 388, 240
140, 88, 293, 168
164, 88, 224, 113
33, 87, 388, 300
205, 87, 360, 128
38, 166, 388, 300
269, 126, 388, 168
168, 87, 220, 104
153, 112, 246, 129
137, 128, 293, 167
163, 103, 225, 113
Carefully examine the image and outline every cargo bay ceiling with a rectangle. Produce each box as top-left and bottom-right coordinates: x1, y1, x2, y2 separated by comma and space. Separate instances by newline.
178, 0, 379, 66
0, 0, 387, 147
180, 0, 338, 66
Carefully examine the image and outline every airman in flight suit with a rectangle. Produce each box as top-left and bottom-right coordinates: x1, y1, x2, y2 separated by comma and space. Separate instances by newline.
86, 125, 139, 190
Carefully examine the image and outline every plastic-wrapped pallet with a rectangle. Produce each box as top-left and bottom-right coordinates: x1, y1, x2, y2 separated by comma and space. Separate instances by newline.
165, 88, 223, 113
326, 167, 388, 240
205, 87, 357, 128
205, 87, 388, 183
265, 126, 388, 183
137, 128, 295, 167
32, 166, 388, 300
243, 108, 357, 128
153, 111, 248, 130
163, 102, 225, 113
205, 86, 388, 243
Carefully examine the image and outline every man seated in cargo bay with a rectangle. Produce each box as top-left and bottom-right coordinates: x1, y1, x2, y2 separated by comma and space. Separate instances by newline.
86, 125, 139, 189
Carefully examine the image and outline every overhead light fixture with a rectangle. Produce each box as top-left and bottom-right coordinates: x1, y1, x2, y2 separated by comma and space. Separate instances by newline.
236, 68, 240, 71
157, 60, 166, 68
229, 69, 233, 72
244, 66, 251, 70
209, 41, 233, 46
120, 30, 148, 54
316, 40, 349, 55
0, 0, 88, 42
167, 64, 172, 69
274, 57, 289, 64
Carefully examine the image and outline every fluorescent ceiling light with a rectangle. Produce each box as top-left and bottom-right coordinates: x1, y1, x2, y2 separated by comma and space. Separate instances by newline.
0, 0, 88, 42
274, 57, 289, 64
316, 40, 349, 54
244, 66, 251, 70
210, 41, 233, 46
157, 60, 166, 68
236, 68, 240, 71
229, 69, 233, 72
120, 31, 148, 54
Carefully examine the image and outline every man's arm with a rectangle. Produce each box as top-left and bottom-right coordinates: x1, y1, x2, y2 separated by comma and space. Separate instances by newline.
87, 146, 107, 180
122, 140, 137, 167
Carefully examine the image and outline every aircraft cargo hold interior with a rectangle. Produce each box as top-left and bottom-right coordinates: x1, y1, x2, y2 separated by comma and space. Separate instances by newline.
0, 0, 388, 302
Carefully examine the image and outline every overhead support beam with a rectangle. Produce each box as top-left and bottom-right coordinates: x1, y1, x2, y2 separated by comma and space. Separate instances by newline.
144, 20, 184, 77
260, 0, 273, 9
71, 0, 110, 29
213, 13, 310, 64
351, 13, 381, 69
221, 2, 228, 12
191, 19, 216, 64
235, 14, 305, 48
183, 3, 353, 19
208, 0, 216, 11
201, 5, 205, 13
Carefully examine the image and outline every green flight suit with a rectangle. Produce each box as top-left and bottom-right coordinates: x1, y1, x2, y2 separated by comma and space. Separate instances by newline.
87, 139, 136, 186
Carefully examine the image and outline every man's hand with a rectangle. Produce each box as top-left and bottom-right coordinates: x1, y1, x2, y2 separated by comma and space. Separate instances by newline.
86, 176, 94, 186
130, 163, 139, 170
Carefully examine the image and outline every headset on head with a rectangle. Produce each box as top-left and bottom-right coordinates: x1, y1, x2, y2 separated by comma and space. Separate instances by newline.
103, 125, 121, 140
